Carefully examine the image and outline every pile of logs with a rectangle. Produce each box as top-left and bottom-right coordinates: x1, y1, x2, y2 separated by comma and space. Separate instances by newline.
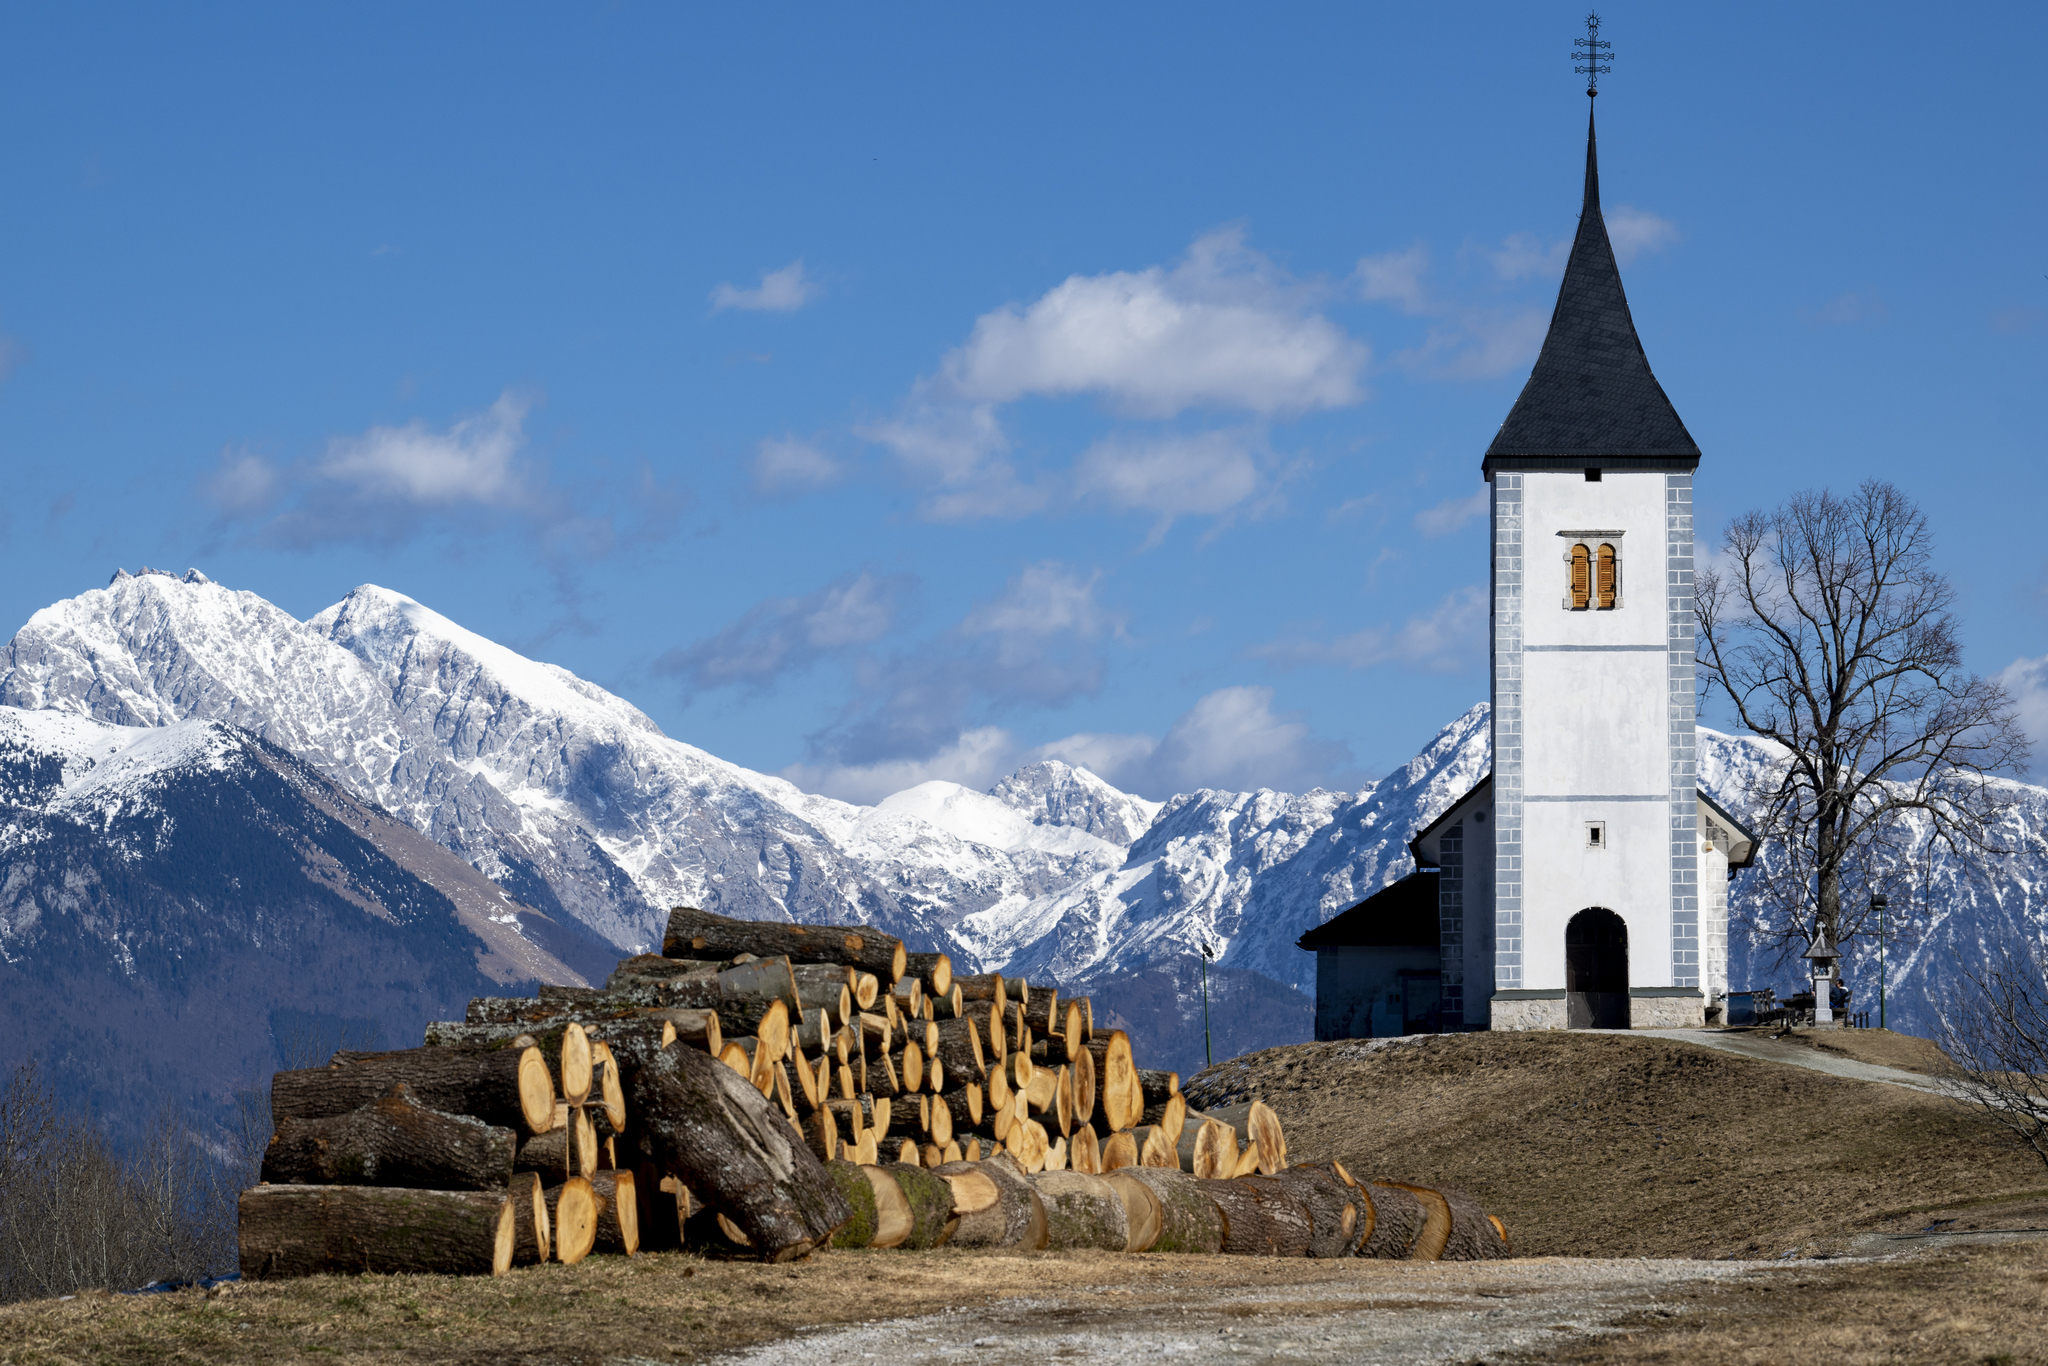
239, 906, 1510, 1276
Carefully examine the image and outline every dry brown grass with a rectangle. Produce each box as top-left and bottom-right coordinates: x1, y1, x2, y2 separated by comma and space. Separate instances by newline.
1509, 1238, 2048, 1365
1184, 1031, 2042, 1258
1744, 1025, 1955, 1076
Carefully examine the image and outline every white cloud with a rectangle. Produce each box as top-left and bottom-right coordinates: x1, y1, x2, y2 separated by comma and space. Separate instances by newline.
317, 391, 532, 507
1486, 233, 1567, 282
1251, 586, 1486, 674
1605, 207, 1680, 265
205, 450, 283, 517
710, 259, 821, 314
1414, 489, 1489, 537
1996, 656, 2048, 773
1356, 247, 1431, 314
937, 228, 1367, 418
1143, 685, 1347, 795
1073, 429, 1264, 526
1026, 730, 1162, 788
782, 727, 1019, 806
961, 563, 1117, 643
751, 436, 842, 494
656, 570, 911, 691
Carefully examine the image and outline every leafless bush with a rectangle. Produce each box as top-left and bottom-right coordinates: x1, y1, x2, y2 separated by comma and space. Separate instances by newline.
1934, 945, 2048, 1171
0, 1063, 238, 1303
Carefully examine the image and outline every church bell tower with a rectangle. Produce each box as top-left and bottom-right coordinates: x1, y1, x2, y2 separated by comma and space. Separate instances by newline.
1480, 35, 1706, 1030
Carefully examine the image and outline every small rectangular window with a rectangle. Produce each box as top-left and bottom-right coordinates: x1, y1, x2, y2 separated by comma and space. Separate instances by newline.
1586, 821, 1606, 849
1584, 468, 1602, 482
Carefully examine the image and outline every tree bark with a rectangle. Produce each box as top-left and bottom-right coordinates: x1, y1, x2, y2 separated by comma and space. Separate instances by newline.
1028, 1171, 1129, 1251
588, 1169, 640, 1256
260, 1083, 516, 1189
1136, 1069, 1180, 1104
1255, 1165, 1361, 1258
933, 1017, 987, 1081
625, 1032, 852, 1261
509, 1171, 550, 1264
515, 1105, 598, 1180
1111, 1167, 1226, 1253
663, 906, 906, 984
1087, 1033, 1141, 1132
239, 1184, 513, 1279
902, 951, 953, 999
544, 1178, 598, 1265
935, 1156, 1047, 1251
1361, 1182, 1428, 1259
879, 1163, 957, 1248
824, 1159, 880, 1248
273, 1045, 555, 1136
1021, 987, 1061, 1040
1379, 1182, 1506, 1260
1195, 1177, 1312, 1257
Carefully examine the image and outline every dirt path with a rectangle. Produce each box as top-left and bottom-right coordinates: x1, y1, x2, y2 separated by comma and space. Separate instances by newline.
712, 1256, 1785, 1365
1652, 1029, 1949, 1094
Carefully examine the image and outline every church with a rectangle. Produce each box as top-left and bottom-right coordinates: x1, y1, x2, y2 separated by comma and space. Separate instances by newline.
1301, 90, 1760, 1034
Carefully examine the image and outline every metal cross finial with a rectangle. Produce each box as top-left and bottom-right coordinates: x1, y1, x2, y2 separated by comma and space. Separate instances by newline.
1573, 12, 1613, 97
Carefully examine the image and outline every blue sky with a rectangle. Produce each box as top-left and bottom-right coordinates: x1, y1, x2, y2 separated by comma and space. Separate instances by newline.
0, 3, 2043, 802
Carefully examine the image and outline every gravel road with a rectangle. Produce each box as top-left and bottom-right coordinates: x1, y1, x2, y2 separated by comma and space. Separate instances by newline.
712, 1256, 1788, 1365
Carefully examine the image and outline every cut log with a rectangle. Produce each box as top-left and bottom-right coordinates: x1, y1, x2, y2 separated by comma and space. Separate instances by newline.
940, 1082, 984, 1133
1066, 996, 1093, 1043
239, 1184, 513, 1279
624, 1032, 853, 1262
545, 1177, 598, 1264
1069, 1125, 1101, 1176
1055, 1001, 1084, 1064
1257, 1164, 1361, 1258
1101, 1170, 1162, 1252
1072, 1043, 1097, 1129
861, 1163, 915, 1248
1006, 977, 1030, 1005
1044, 1136, 1067, 1171
1099, 1130, 1138, 1172
1006, 1118, 1050, 1174
1141, 1092, 1187, 1142
1029, 1171, 1129, 1251
588, 1169, 640, 1255
1375, 1182, 1491, 1261
852, 1131, 878, 1165
717, 1040, 752, 1078
953, 974, 1009, 1010
933, 1016, 986, 1081
559, 1022, 594, 1105
985, 1057, 1013, 1115
1112, 1167, 1227, 1254
1021, 986, 1061, 1041
880, 1163, 957, 1248
509, 1171, 550, 1264
261, 1083, 516, 1189
1136, 1125, 1178, 1169
790, 966, 854, 1027
937, 1165, 998, 1219
894, 1138, 918, 1165
824, 1159, 878, 1248
801, 1108, 840, 1163
515, 1104, 597, 1179
663, 906, 906, 984
1024, 1063, 1056, 1115
588, 1043, 628, 1134
1188, 1116, 1237, 1180
721, 999, 791, 1062
929, 1089, 953, 1147
784, 1054, 821, 1113
1196, 1177, 1313, 1257
1053, 1065, 1073, 1138
1086, 1032, 1141, 1132
272, 1045, 556, 1136
935, 1155, 1047, 1250
903, 950, 953, 999
961, 1137, 982, 1163
900, 1041, 925, 1094
850, 971, 879, 1011
1137, 1069, 1179, 1104
1361, 1182, 1428, 1259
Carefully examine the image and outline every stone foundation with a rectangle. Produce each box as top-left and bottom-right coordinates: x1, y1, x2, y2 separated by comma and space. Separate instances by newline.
1629, 989, 1705, 1029
1488, 991, 1566, 1030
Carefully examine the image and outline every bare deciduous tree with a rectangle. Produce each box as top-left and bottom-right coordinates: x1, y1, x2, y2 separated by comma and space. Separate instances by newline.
1696, 480, 2028, 961
1935, 946, 2048, 1171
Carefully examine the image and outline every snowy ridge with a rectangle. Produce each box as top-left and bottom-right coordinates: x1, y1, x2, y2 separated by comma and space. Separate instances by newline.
3, 570, 2045, 1037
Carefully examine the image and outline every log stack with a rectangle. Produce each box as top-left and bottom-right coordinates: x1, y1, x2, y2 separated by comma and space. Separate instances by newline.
240, 905, 1511, 1275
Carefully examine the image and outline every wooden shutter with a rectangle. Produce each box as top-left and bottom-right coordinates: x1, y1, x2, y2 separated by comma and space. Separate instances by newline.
1569, 544, 1590, 610
1596, 543, 1617, 609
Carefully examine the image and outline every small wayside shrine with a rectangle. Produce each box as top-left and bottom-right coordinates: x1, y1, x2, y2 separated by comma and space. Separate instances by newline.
1302, 19, 1761, 1035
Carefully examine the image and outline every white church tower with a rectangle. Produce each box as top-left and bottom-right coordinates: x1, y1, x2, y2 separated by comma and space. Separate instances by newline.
1301, 67, 1760, 1039
1480, 92, 1709, 1030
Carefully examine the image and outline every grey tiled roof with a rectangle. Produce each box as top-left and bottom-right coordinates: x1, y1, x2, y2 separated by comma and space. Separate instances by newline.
1485, 105, 1699, 462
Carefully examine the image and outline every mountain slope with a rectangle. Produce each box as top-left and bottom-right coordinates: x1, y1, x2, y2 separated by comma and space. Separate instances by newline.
0, 706, 611, 1132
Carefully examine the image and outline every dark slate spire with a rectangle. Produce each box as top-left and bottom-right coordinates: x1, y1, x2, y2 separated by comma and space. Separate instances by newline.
1483, 103, 1699, 472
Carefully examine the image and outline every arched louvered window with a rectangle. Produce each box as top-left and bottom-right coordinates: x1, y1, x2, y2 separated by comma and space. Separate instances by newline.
1568, 543, 1590, 610
1596, 542, 1618, 610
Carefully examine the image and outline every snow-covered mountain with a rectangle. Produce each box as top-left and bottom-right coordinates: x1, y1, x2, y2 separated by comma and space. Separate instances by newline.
1, 567, 2040, 1096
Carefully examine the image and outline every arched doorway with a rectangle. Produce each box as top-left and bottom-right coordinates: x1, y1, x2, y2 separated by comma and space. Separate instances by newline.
1566, 907, 1629, 1029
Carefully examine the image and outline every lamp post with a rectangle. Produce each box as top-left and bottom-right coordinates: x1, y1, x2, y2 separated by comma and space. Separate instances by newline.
1200, 942, 1215, 1069
1873, 893, 1888, 1032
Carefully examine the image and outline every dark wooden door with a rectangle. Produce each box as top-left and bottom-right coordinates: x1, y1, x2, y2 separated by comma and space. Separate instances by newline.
1565, 907, 1629, 1029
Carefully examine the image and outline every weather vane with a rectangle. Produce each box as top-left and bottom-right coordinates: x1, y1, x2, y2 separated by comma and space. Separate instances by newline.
1574, 12, 1612, 97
